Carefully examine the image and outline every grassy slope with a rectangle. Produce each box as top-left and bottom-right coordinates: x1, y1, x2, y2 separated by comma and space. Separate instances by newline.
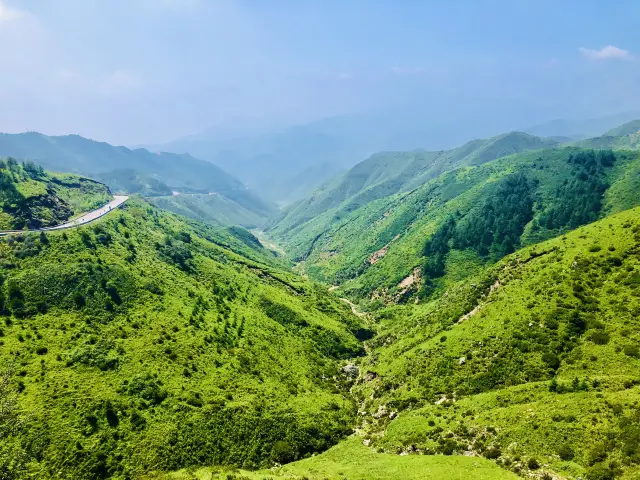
0, 160, 111, 230
268, 132, 557, 245
277, 147, 640, 303
157, 436, 517, 480
351, 207, 640, 479
575, 120, 640, 150
0, 198, 368, 479
148, 194, 265, 229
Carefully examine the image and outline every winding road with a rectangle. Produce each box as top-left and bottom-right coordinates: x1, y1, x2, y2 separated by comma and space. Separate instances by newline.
0, 195, 128, 236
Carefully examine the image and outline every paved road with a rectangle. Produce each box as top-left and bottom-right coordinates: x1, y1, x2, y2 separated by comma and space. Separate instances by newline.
0, 195, 129, 236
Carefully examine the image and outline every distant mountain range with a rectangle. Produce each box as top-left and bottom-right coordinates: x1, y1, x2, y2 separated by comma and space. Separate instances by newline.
148, 110, 640, 206
0, 131, 276, 227
524, 111, 640, 139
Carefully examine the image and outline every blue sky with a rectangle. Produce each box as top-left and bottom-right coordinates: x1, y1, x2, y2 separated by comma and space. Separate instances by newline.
0, 0, 639, 144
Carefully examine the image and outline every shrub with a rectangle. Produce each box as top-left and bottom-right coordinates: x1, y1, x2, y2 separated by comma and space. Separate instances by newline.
586, 463, 616, 480
623, 345, 640, 358
558, 444, 574, 460
484, 446, 502, 459
590, 331, 610, 345
527, 458, 540, 470
126, 374, 167, 405
542, 352, 560, 370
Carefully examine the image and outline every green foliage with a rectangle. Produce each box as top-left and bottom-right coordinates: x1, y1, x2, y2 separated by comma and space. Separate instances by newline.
539, 150, 614, 231
270, 144, 640, 303
159, 435, 518, 480
0, 159, 112, 230
0, 198, 365, 479
0, 368, 28, 480
452, 173, 535, 258
350, 207, 640, 480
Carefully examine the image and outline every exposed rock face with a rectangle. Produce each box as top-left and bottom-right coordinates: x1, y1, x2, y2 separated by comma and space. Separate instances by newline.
342, 363, 359, 379
364, 371, 379, 382
369, 245, 389, 264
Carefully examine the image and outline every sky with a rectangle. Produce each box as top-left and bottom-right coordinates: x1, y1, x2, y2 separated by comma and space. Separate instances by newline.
0, 0, 639, 145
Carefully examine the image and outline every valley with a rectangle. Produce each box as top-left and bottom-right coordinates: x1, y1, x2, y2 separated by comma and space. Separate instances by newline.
2, 121, 640, 480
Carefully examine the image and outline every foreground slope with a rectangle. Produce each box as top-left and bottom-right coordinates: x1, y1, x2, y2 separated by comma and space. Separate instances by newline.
352, 207, 640, 479
158, 436, 517, 480
0, 158, 111, 230
0, 198, 367, 479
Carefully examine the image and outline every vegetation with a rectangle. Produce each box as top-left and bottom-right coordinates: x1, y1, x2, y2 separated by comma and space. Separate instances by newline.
149, 194, 266, 229
155, 436, 517, 480
0, 158, 111, 230
0, 197, 367, 479
0, 132, 276, 225
268, 131, 557, 237
349, 207, 640, 479
267, 144, 640, 304
7, 120, 640, 479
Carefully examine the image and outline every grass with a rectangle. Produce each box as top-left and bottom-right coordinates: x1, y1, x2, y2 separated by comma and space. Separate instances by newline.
269, 146, 640, 306
350, 206, 640, 479
155, 436, 518, 480
0, 160, 111, 230
149, 193, 265, 228
0, 197, 367, 479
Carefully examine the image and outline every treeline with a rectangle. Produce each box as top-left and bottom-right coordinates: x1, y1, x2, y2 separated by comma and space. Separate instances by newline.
537, 150, 613, 231
420, 150, 617, 297
421, 173, 535, 293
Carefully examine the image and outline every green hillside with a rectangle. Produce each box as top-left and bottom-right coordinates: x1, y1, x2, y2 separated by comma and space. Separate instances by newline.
269, 145, 640, 305
6, 123, 640, 480
0, 132, 275, 225
153, 163, 640, 480
268, 132, 557, 236
0, 158, 111, 230
158, 435, 518, 480
0, 198, 369, 479
348, 206, 640, 480
148, 193, 266, 229
575, 120, 640, 150
604, 120, 640, 137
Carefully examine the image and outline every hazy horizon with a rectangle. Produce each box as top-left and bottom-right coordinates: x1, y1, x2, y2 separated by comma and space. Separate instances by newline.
0, 0, 639, 146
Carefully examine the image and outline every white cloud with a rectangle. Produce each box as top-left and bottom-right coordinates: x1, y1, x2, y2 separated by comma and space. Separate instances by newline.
100, 70, 143, 96
579, 45, 634, 61
391, 66, 427, 75
0, 1, 26, 22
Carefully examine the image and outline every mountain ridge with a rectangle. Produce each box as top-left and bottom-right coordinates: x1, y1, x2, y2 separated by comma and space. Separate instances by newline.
0, 131, 276, 227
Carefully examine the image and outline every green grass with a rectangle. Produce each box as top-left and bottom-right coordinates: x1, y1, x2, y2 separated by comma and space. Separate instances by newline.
349, 206, 640, 479
0, 159, 111, 229
155, 436, 518, 480
149, 193, 265, 228
270, 146, 640, 307
0, 198, 367, 479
